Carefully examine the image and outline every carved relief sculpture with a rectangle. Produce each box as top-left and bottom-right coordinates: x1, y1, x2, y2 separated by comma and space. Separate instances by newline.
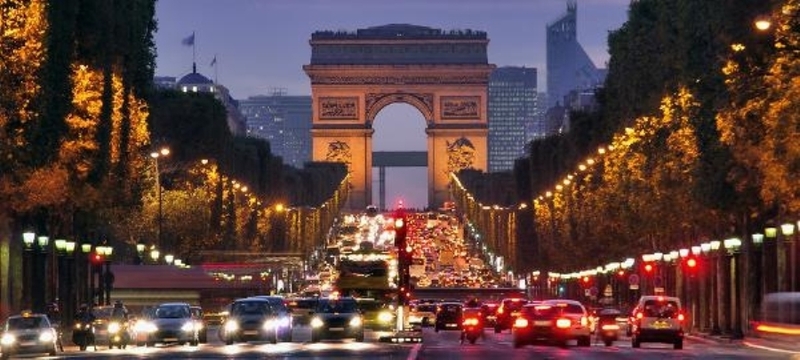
441, 96, 480, 119
446, 137, 476, 174
325, 140, 353, 173
319, 97, 358, 120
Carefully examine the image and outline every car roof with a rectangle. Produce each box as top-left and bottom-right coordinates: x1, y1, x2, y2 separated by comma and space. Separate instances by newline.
158, 302, 190, 307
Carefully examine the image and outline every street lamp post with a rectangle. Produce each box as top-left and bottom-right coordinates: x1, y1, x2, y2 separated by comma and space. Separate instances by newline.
710, 240, 722, 335
22, 232, 35, 308
764, 225, 779, 294
724, 237, 743, 339
136, 243, 145, 265
151, 147, 170, 252
79, 242, 92, 307
54, 239, 76, 326
751, 233, 765, 327
780, 223, 796, 292
33, 235, 50, 313
95, 245, 114, 305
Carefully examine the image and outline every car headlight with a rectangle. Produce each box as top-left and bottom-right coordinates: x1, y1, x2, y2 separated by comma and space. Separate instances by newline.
134, 321, 156, 333
378, 311, 393, 323
181, 322, 195, 332
108, 322, 121, 334
224, 320, 239, 333
39, 330, 54, 342
310, 317, 324, 328
1, 333, 16, 346
349, 316, 362, 327
263, 319, 276, 330
194, 321, 204, 330
277, 317, 290, 328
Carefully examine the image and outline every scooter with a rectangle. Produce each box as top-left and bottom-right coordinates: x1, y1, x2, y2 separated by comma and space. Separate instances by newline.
72, 321, 96, 351
596, 314, 621, 347
107, 320, 131, 349
460, 317, 484, 344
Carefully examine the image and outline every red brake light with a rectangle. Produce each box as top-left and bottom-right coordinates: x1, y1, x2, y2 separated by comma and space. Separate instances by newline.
514, 318, 529, 328
678, 313, 685, 322
636, 312, 643, 319
556, 318, 571, 329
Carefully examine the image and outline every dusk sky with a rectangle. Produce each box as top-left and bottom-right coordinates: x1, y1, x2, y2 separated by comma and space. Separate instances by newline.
154, 0, 630, 209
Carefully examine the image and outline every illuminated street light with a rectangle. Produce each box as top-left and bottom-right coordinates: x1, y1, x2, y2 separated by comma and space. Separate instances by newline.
150, 146, 170, 251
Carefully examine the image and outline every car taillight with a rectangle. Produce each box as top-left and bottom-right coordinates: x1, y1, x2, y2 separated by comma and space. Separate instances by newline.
497, 307, 504, 315
678, 313, 685, 322
635, 312, 643, 320
514, 318, 529, 328
463, 318, 479, 326
601, 324, 620, 331
556, 318, 571, 329
580, 316, 588, 327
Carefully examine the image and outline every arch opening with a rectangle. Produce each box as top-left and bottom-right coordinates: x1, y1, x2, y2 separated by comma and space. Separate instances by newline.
371, 103, 428, 211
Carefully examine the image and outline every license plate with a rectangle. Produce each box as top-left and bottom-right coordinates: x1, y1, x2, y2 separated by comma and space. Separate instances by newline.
512, 312, 521, 317
534, 320, 551, 326
243, 330, 259, 335
651, 321, 670, 329
20, 341, 36, 347
329, 327, 345, 331
164, 337, 178, 342
446, 323, 457, 327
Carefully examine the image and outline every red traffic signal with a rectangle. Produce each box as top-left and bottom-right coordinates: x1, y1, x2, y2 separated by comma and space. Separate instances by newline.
91, 252, 104, 265
644, 263, 654, 273
687, 258, 697, 268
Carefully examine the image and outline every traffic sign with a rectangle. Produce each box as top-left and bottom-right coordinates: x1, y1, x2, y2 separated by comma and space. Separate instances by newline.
628, 274, 640, 285
653, 276, 663, 288
603, 284, 613, 297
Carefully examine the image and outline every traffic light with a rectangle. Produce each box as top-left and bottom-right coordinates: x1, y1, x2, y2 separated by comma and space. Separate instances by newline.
644, 263, 654, 274
684, 256, 699, 277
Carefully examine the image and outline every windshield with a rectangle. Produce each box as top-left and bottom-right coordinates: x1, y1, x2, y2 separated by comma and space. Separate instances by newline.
155, 305, 190, 319
231, 301, 272, 316
317, 299, 359, 313
92, 306, 114, 319
6, 316, 47, 330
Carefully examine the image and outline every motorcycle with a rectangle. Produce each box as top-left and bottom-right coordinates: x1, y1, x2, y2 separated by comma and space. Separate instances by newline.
460, 309, 484, 345
72, 320, 96, 351
595, 309, 622, 347
107, 320, 131, 349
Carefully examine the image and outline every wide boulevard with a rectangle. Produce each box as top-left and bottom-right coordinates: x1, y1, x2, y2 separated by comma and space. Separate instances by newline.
47, 325, 795, 359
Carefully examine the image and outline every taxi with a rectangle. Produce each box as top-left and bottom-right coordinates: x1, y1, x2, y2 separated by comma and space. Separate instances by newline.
0, 311, 59, 359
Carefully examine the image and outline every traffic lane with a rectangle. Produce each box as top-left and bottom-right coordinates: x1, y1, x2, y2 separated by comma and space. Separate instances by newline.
416, 327, 793, 360
56, 325, 415, 359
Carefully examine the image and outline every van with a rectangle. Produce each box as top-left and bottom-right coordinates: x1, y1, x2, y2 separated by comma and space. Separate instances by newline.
630, 295, 684, 349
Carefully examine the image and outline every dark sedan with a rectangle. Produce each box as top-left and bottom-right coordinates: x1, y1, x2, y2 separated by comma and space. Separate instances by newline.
221, 298, 278, 345
309, 297, 364, 342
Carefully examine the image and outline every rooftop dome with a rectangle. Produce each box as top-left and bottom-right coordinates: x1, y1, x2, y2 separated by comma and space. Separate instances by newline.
177, 63, 212, 85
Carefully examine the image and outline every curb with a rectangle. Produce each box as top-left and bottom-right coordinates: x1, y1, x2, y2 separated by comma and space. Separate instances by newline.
685, 333, 741, 345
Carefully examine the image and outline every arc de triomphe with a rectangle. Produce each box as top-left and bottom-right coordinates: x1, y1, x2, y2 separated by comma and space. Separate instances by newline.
304, 24, 494, 210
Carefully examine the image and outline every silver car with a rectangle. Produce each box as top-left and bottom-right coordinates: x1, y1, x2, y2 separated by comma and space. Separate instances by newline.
143, 303, 199, 346
0, 312, 59, 359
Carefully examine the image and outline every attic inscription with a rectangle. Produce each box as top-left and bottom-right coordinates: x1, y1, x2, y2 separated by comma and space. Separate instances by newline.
441, 96, 480, 119
319, 97, 358, 120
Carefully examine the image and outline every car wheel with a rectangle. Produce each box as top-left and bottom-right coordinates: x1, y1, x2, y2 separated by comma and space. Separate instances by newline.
604, 339, 613, 347
674, 339, 683, 350
355, 332, 365, 342
494, 325, 501, 334
578, 336, 591, 347
513, 337, 524, 348
632, 337, 640, 348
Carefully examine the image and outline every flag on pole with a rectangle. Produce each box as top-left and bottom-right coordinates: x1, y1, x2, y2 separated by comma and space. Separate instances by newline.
210, 55, 217, 67
181, 32, 195, 46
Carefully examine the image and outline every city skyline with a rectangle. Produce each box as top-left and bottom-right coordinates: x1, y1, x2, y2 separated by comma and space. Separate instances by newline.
154, 0, 630, 209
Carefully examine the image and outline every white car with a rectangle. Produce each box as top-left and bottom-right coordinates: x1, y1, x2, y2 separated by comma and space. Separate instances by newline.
630, 295, 684, 349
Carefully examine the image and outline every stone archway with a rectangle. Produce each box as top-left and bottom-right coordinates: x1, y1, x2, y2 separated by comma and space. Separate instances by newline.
304, 24, 494, 210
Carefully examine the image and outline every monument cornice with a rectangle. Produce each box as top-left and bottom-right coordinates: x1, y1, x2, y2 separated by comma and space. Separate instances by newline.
304, 64, 495, 86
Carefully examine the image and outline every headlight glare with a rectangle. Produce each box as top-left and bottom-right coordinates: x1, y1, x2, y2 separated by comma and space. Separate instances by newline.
310, 317, 324, 328
378, 311, 393, 323
39, 331, 54, 342
181, 322, 195, 332
263, 319, 275, 330
349, 316, 362, 327
224, 320, 239, 333
108, 322, 121, 334
1, 333, 16, 345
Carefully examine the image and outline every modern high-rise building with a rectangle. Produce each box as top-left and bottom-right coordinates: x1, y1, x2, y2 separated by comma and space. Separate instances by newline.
488, 66, 538, 173
546, 0, 606, 112
238, 89, 312, 169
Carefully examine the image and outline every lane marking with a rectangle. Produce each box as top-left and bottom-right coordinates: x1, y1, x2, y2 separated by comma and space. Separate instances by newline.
743, 340, 800, 355
407, 342, 423, 360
